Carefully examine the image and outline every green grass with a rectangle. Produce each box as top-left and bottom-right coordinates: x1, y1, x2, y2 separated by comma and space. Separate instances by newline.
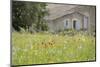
12, 32, 96, 65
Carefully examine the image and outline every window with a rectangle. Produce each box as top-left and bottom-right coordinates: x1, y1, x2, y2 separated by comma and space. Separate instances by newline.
66, 20, 68, 26
64, 20, 69, 29
84, 16, 88, 30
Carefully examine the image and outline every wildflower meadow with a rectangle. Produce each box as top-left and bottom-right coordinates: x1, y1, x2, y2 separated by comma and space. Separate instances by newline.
12, 32, 96, 65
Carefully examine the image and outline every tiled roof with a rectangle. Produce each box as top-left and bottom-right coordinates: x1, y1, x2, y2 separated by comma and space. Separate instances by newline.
45, 3, 91, 20
45, 3, 78, 20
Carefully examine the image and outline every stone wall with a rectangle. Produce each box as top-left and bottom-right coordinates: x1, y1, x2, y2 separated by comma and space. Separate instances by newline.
47, 6, 96, 33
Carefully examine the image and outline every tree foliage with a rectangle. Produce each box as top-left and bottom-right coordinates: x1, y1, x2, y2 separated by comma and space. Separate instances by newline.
12, 1, 48, 32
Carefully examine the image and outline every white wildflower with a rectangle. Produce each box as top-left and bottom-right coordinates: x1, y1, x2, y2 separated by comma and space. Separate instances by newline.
55, 34, 58, 37
23, 49, 28, 52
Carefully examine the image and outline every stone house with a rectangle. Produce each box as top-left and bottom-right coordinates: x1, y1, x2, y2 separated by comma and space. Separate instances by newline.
45, 4, 96, 33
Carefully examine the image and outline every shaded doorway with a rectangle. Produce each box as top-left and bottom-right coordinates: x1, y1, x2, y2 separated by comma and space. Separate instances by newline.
73, 20, 81, 30
73, 20, 76, 29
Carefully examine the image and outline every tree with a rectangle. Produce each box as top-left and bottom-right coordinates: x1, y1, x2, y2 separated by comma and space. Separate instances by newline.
12, 1, 48, 32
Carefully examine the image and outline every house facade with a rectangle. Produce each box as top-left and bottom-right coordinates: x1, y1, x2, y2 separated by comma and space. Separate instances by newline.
45, 4, 96, 33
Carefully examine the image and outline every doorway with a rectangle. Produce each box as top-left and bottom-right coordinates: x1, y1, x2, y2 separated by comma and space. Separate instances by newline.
73, 20, 81, 30
73, 20, 76, 29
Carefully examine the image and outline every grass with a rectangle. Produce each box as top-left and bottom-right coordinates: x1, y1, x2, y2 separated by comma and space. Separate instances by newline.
12, 32, 96, 65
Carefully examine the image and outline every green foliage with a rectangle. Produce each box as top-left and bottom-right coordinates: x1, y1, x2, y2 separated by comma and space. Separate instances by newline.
12, 1, 48, 32
58, 29, 77, 36
20, 27, 26, 33
12, 32, 95, 65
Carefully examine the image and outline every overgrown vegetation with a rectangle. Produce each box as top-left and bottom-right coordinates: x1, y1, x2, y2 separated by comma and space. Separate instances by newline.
12, 1, 48, 32
12, 32, 95, 65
